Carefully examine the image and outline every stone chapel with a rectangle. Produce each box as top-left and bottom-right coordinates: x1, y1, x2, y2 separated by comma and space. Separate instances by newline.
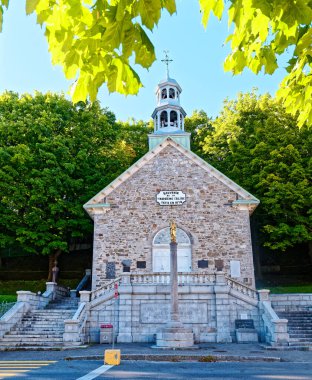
84, 74, 259, 288
82, 72, 267, 344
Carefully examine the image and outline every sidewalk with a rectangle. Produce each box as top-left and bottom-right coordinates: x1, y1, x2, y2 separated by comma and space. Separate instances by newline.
0, 343, 311, 363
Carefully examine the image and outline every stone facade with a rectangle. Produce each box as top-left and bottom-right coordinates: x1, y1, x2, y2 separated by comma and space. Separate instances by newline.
83, 75, 262, 344
87, 141, 258, 289
86, 273, 261, 344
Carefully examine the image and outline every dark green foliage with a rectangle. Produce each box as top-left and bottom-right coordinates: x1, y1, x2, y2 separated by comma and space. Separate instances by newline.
195, 92, 312, 252
0, 91, 135, 258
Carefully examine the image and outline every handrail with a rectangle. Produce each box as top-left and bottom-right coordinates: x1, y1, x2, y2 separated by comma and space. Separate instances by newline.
261, 300, 289, 345
91, 277, 121, 301
226, 276, 258, 300
63, 302, 88, 345
0, 302, 16, 319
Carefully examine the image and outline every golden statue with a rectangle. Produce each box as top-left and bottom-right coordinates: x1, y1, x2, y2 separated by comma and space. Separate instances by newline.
170, 220, 177, 243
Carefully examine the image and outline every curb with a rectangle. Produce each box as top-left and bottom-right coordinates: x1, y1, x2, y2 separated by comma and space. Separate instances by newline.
65, 354, 282, 362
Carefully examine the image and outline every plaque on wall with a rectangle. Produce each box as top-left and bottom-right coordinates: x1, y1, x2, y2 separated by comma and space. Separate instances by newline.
230, 260, 241, 278
140, 302, 208, 324
156, 190, 186, 206
198, 260, 208, 268
106, 262, 116, 279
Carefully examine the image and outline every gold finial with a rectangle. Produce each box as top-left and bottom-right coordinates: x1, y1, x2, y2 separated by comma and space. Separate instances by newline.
161, 50, 173, 78
170, 220, 177, 243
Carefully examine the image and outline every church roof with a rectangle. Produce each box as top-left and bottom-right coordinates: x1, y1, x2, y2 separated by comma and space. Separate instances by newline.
84, 138, 259, 218
157, 77, 182, 92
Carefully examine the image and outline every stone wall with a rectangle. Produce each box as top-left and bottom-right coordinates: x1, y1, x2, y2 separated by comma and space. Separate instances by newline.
271, 293, 312, 312
87, 274, 260, 344
92, 144, 255, 289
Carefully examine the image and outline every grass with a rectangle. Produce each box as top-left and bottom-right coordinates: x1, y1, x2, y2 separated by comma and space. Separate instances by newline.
268, 285, 312, 294
0, 295, 17, 303
0, 279, 79, 296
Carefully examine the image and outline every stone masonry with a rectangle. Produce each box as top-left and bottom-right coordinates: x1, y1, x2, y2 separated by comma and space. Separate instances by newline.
89, 142, 256, 289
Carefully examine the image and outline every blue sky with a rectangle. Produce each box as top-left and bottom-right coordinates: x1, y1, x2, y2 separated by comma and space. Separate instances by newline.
0, 1, 287, 122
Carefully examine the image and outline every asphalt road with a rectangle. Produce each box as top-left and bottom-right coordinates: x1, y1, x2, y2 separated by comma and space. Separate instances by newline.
1, 360, 312, 380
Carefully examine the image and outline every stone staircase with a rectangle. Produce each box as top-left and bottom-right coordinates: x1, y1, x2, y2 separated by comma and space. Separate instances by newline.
0, 296, 79, 349
278, 310, 312, 350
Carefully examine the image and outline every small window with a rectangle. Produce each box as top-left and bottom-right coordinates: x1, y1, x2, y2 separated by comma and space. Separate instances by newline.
137, 261, 146, 269
123, 266, 130, 273
169, 88, 175, 98
161, 88, 167, 99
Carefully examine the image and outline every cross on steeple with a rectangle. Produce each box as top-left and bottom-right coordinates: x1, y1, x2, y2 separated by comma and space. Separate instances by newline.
161, 50, 173, 78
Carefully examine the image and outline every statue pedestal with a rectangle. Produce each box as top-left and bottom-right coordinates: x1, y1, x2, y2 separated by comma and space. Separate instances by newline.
155, 324, 195, 349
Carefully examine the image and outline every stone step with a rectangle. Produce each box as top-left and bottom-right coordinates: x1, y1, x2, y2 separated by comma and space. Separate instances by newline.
289, 333, 312, 338
288, 341, 312, 347
2, 335, 63, 341
0, 340, 63, 347
9, 329, 64, 334
20, 322, 66, 326
289, 337, 312, 343
1, 336, 63, 343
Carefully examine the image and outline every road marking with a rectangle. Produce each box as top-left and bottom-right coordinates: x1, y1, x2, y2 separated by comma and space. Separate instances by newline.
76, 365, 113, 380
0, 361, 56, 379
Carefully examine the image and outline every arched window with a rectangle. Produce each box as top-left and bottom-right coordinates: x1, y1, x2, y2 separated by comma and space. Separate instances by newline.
152, 227, 192, 272
160, 111, 168, 127
161, 88, 167, 99
170, 110, 178, 126
169, 88, 175, 99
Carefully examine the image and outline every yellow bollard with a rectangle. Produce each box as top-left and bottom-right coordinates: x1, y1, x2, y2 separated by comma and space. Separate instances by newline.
104, 349, 121, 365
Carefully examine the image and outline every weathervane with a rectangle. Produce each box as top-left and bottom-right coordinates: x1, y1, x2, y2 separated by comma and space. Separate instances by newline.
161, 50, 173, 78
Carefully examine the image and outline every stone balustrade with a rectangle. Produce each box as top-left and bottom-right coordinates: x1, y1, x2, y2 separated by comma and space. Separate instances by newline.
130, 272, 216, 285
0, 285, 55, 339
91, 278, 121, 301
226, 277, 258, 300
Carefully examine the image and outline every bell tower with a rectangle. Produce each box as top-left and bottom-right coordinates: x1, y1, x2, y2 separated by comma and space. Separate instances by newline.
148, 52, 191, 150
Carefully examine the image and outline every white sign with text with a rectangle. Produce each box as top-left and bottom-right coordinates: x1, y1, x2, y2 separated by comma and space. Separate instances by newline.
156, 190, 186, 206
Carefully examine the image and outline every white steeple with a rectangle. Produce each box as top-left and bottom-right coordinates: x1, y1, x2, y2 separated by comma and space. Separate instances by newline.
149, 52, 190, 151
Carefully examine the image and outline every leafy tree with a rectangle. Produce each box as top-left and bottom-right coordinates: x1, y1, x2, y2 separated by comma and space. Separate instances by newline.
0, 1, 311, 127
0, 91, 135, 278
196, 91, 312, 258
117, 119, 153, 159
184, 109, 212, 155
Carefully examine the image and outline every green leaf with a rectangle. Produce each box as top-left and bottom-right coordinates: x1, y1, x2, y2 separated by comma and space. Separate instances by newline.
137, 0, 162, 30
26, 0, 40, 15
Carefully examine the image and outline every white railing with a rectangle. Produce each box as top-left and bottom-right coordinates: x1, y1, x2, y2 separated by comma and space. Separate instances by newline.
226, 277, 258, 300
91, 278, 121, 301
130, 272, 216, 285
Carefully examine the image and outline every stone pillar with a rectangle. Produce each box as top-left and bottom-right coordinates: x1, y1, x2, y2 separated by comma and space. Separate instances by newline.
170, 241, 179, 324
63, 320, 81, 346
79, 290, 91, 303
117, 274, 133, 343
45, 282, 57, 300
214, 272, 232, 342
258, 289, 270, 302
155, 228, 194, 348
85, 268, 92, 276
